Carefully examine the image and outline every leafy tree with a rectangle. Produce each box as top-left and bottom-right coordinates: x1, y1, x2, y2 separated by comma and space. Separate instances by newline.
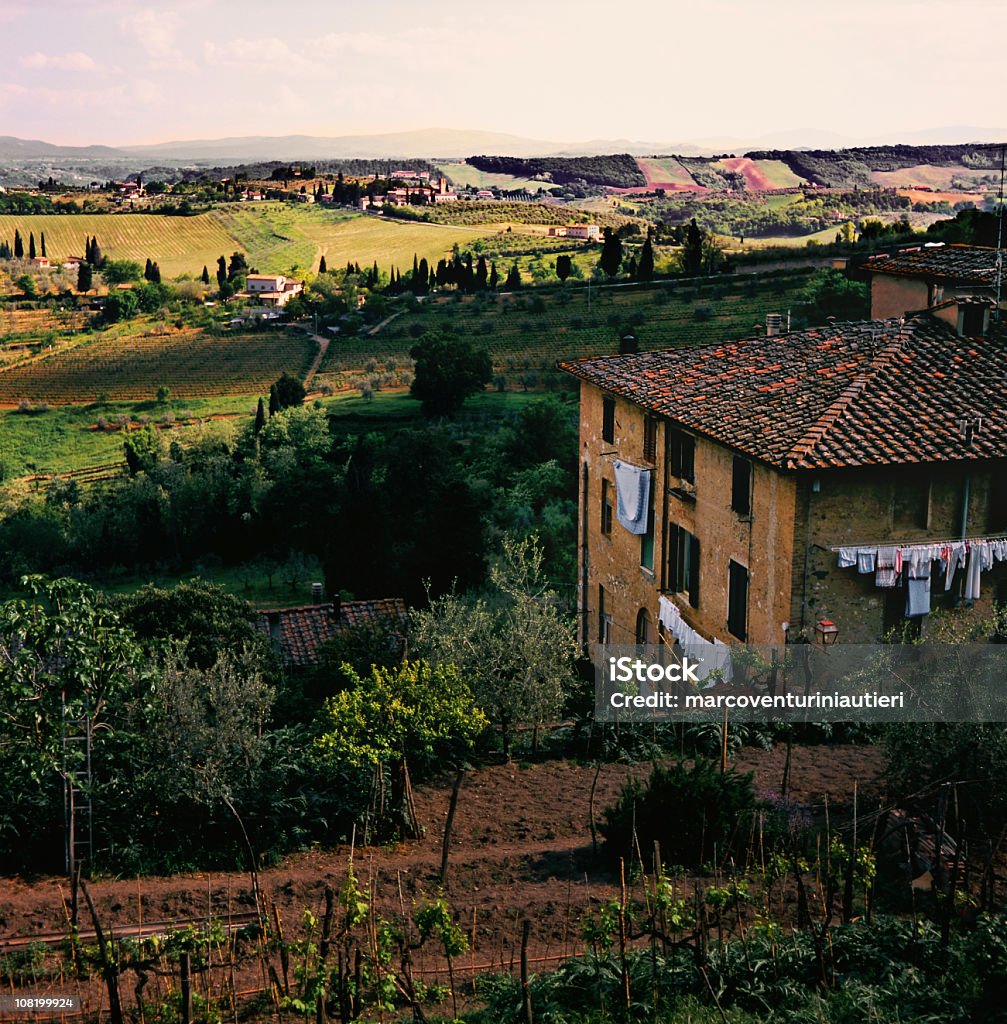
271, 372, 306, 411
76, 262, 93, 293
14, 274, 35, 298
101, 259, 143, 285
410, 534, 578, 755
227, 251, 248, 281
409, 331, 492, 417
102, 289, 139, 322
123, 423, 164, 476
598, 227, 623, 277
555, 254, 572, 282
314, 660, 487, 838
800, 268, 868, 323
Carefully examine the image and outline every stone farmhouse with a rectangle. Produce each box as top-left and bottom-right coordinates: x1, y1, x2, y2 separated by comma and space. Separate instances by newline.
242, 273, 304, 307
864, 243, 1004, 320
560, 300, 1007, 647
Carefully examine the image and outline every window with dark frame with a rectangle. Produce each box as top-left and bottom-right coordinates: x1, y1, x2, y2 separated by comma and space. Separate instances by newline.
668, 427, 695, 483
643, 416, 658, 463
667, 523, 700, 607
602, 396, 616, 444
601, 479, 613, 535
731, 456, 752, 516
640, 496, 655, 570
728, 560, 748, 640
636, 607, 654, 645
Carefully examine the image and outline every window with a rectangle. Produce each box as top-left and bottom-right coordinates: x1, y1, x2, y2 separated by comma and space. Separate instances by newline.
602, 396, 616, 445
667, 524, 700, 607
636, 608, 655, 645
731, 456, 752, 516
598, 585, 612, 644
728, 560, 749, 640
601, 479, 613, 535
989, 473, 1007, 532
643, 416, 658, 463
893, 474, 930, 531
668, 427, 695, 483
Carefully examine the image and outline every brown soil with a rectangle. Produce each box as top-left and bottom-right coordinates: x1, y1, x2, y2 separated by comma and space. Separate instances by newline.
0, 745, 885, 1018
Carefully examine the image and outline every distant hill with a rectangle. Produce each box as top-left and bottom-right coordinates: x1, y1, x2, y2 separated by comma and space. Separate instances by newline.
0, 136, 128, 160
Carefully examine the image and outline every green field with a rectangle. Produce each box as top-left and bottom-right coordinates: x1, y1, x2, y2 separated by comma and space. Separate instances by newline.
315, 274, 815, 391
0, 205, 516, 281
0, 322, 316, 403
435, 161, 544, 191
0, 212, 238, 279
0, 394, 254, 478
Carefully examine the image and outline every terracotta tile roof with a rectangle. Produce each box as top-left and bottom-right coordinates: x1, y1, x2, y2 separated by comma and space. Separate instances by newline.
864, 244, 1002, 285
257, 598, 408, 668
559, 311, 1007, 470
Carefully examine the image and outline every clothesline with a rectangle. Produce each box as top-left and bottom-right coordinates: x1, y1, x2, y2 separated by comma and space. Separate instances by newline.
829, 531, 1007, 552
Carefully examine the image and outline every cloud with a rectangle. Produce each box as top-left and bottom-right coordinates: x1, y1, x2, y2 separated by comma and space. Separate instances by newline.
18, 51, 102, 73
119, 9, 195, 70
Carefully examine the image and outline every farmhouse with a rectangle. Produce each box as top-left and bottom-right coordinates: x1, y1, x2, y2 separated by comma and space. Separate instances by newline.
258, 596, 408, 668
864, 243, 1004, 319
560, 302, 1007, 647
548, 224, 601, 241
242, 273, 304, 307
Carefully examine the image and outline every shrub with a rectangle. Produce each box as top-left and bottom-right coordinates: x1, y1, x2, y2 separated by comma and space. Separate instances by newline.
600, 758, 757, 870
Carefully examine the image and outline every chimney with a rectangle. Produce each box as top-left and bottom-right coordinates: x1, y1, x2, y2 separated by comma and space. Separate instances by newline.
311, 581, 324, 605
619, 333, 638, 354
955, 297, 991, 338
765, 312, 783, 337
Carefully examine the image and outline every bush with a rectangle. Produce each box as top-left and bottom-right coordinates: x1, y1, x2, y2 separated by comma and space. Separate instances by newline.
600, 758, 757, 870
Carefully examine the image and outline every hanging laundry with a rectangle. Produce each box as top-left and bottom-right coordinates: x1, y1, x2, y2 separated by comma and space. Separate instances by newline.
906, 562, 931, 617
875, 546, 901, 588
837, 548, 857, 568
963, 540, 992, 602
942, 542, 967, 591
612, 460, 650, 535
856, 548, 876, 574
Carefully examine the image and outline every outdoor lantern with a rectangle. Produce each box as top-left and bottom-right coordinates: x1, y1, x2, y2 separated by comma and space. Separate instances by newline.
815, 619, 839, 645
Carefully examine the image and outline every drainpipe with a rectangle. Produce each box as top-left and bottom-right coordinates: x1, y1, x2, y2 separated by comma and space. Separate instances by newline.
799, 476, 816, 631
580, 460, 590, 648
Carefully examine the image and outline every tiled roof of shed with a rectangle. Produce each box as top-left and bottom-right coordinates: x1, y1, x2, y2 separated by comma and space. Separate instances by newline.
559, 311, 1007, 470
864, 244, 1001, 284
257, 598, 408, 668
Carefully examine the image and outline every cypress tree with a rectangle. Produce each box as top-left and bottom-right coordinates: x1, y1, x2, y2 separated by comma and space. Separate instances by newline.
144, 257, 153, 280
268, 384, 279, 416
150, 262, 161, 284
40, 231, 46, 258
505, 263, 521, 290
318, 254, 327, 274
216, 256, 227, 288
28, 232, 36, 260
77, 262, 92, 293
489, 262, 499, 289
201, 265, 210, 285
638, 230, 655, 281
254, 396, 267, 434
14, 230, 23, 259
91, 237, 103, 267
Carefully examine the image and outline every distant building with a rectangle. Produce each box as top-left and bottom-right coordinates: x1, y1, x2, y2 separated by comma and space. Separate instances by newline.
243, 273, 304, 307
863, 243, 1004, 319
548, 224, 601, 241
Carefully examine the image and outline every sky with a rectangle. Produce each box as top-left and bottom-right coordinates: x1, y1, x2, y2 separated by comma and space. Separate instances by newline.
2, 0, 1005, 149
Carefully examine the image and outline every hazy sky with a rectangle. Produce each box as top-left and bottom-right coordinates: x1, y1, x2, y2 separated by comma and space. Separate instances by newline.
2, 0, 1004, 147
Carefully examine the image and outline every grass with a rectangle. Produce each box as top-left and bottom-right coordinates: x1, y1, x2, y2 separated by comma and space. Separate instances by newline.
316, 273, 815, 391
0, 213, 238, 279
0, 395, 256, 478
636, 157, 702, 190
725, 225, 843, 249
0, 321, 316, 403
435, 161, 544, 191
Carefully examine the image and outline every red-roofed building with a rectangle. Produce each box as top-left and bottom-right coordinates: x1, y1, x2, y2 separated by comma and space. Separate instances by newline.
258, 597, 408, 668
560, 304, 1007, 645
